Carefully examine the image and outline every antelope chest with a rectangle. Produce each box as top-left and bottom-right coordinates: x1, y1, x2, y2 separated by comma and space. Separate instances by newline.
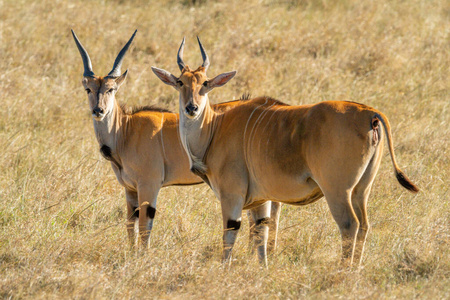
100, 145, 137, 192
111, 164, 137, 192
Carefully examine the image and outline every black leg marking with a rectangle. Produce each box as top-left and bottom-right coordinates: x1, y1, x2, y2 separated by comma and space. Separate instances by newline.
226, 220, 241, 231
255, 217, 270, 226
147, 206, 156, 219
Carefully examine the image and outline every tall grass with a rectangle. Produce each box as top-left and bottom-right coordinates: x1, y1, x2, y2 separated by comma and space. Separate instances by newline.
0, 0, 448, 298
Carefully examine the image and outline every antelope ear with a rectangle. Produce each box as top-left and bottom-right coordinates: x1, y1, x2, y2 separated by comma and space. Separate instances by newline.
208, 71, 237, 89
115, 70, 128, 88
151, 67, 178, 87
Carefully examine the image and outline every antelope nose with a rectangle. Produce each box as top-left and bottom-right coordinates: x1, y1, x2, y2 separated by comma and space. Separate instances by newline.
185, 102, 198, 116
93, 107, 104, 117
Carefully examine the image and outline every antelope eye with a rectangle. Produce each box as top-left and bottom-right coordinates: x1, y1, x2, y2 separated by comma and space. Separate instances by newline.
177, 80, 184, 87
85, 88, 91, 94
106, 89, 114, 94
202, 81, 208, 87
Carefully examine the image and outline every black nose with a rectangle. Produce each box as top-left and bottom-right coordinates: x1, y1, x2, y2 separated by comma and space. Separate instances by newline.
185, 102, 198, 116
93, 107, 104, 117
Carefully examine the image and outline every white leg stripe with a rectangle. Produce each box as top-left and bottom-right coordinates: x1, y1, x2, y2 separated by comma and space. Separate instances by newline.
264, 106, 284, 165
160, 114, 167, 161
243, 99, 268, 160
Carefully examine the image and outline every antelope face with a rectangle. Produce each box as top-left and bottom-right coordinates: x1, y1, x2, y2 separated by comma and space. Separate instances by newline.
152, 37, 236, 119
177, 66, 209, 119
72, 29, 135, 122
82, 74, 126, 121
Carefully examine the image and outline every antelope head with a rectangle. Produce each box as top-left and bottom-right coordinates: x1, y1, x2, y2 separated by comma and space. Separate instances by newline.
72, 30, 137, 121
152, 37, 236, 119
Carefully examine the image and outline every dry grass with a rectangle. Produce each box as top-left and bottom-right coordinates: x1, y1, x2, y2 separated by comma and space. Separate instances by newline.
0, 0, 449, 298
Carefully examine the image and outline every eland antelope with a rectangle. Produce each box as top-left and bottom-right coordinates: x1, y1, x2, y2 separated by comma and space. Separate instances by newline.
151, 38, 419, 266
72, 31, 281, 251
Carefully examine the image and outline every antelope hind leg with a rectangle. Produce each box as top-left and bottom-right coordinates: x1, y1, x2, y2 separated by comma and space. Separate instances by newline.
351, 145, 383, 266
247, 210, 256, 253
249, 201, 271, 266
323, 190, 360, 267
267, 201, 282, 253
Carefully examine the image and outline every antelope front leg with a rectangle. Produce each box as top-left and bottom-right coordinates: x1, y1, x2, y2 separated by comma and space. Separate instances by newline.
220, 195, 244, 265
137, 185, 159, 250
125, 189, 138, 248
249, 201, 271, 267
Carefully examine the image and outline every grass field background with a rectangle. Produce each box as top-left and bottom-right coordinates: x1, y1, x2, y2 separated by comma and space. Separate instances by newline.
0, 0, 448, 298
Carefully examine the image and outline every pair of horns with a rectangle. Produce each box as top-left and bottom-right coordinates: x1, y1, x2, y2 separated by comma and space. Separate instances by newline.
73, 30, 209, 76
177, 36, 210, 72
72, 29, 137, 78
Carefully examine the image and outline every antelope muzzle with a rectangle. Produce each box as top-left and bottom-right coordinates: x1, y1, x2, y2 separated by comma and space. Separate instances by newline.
92, 107, 105, 120
185, 102, 198, 117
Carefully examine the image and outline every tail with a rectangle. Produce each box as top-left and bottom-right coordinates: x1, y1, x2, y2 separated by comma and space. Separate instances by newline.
373, 112, 419, 193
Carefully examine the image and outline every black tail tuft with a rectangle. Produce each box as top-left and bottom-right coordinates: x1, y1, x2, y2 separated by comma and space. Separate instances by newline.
396, 171, 419, 193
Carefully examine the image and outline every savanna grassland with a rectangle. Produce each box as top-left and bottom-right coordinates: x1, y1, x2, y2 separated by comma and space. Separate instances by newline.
0, 0, 449, 298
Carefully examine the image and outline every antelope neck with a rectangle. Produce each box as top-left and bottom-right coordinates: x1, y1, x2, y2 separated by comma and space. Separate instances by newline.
179, 97, 217, 174
93, 99, 124, 154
